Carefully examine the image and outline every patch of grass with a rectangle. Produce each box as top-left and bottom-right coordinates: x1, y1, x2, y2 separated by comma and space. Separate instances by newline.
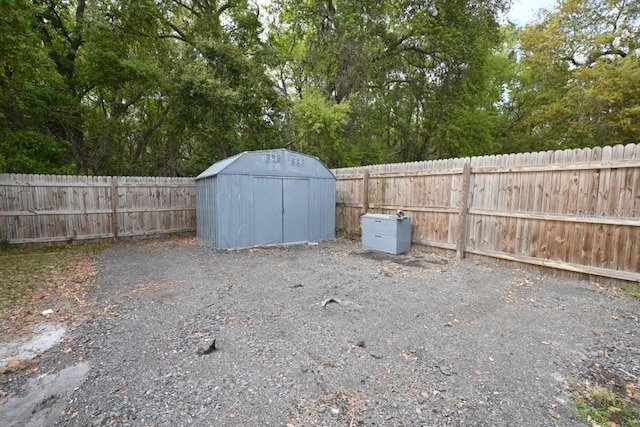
576, 384, 640, 427
627, 284, 640, 302
0, 243, 106, 312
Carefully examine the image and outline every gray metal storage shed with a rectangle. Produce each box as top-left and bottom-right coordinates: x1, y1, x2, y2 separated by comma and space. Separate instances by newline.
196, 149, 336, 249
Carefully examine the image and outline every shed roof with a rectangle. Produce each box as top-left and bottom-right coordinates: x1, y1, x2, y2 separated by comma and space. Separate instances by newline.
196, 149, 335, 180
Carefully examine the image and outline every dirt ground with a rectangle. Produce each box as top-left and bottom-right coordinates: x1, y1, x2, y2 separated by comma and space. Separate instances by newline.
1, 237, 639, 426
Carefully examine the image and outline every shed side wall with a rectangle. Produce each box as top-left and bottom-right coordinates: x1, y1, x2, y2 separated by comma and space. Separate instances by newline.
309, 177, 336, 241
196, 176, 216, 247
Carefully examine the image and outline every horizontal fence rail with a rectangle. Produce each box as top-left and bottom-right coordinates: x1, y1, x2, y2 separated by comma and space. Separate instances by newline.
0, 174, 196, 244
333, 143, 640, 286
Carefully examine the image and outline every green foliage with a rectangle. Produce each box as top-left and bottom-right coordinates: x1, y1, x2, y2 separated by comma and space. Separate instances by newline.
1, 0, 284, 176
627, 284, 640, 302
508, 0, 640, 152
271, 0, 510, 164
291, 91, 352, 167
0, 0, 74, 173
4, 0, 640, 175
0, 131, 72, 174
575, 384, 640, 427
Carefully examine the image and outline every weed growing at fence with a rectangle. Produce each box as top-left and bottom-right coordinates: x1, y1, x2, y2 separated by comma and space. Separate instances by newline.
627, 284, 640, 302
0, 243, 106, 312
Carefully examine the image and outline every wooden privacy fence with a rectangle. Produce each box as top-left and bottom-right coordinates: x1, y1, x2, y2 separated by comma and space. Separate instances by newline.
0, 174, 196, 244
333, 144, 640, 285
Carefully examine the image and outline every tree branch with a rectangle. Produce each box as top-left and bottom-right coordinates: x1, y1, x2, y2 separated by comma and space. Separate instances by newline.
171, 0, 202, 18
70, 0, 86, 52
136, 104, 172, 161
166, 22, 190, 44
562, 47, 627, 67
589, 48, 627, 62
217, 1, 235, 16
372, 35, 410, 62
158, 33, 189, 42
46, 2, 73, 45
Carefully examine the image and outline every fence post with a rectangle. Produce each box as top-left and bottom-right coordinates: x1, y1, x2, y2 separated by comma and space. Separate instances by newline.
456, 162, 471, 259
111, 177, 119, 238
362, 170, 369, 214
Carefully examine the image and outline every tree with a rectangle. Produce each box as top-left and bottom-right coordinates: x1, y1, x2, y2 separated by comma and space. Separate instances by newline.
290, 90, 352, 167
157, 0, 285, 175
0, 0, 73, 173
3, 0, 523, 175
270, 0, 509, 165
1, 0, 285, 176
510, 0, 640, 151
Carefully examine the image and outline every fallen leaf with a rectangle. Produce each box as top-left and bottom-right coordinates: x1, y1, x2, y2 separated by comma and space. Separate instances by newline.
5, 360, 21, 371
379, 267, 393, 277
69, 411, 79, 419
401, 352, 416, 361
62, 348, 73, 355
31, 293, 45, 301
625, 383, 635, 397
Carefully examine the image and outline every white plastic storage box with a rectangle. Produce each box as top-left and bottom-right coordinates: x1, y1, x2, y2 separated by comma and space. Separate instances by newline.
360, 214, 412, 255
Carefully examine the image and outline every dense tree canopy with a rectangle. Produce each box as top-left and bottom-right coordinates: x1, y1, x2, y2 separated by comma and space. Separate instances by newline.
507, 0, 640, 151
270, 0, 509, 164
0, 0, 638, 175
1, 0, 283, 175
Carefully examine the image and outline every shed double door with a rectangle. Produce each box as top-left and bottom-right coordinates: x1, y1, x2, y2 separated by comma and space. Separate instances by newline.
253, 177, 309, 246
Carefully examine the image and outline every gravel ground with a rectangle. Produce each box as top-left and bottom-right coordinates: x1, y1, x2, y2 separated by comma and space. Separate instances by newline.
2, 237, 639, 426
